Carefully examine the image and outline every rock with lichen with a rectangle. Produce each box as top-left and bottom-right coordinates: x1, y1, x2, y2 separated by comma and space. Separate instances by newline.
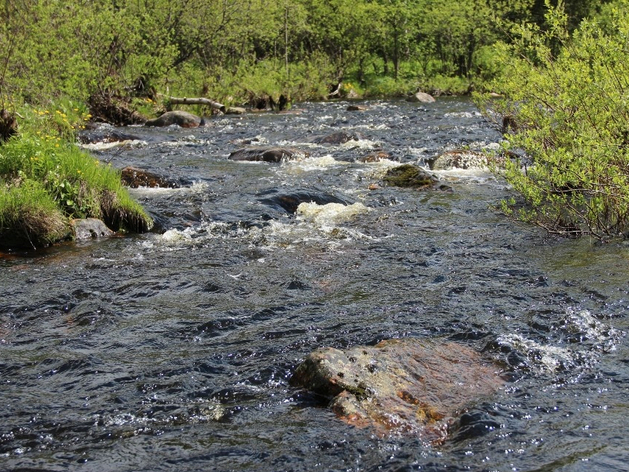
291, 338, 504, 443
428, 150, 489, 171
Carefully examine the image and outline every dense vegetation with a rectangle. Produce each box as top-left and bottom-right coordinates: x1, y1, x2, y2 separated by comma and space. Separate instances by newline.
2, 0, 628, 246
478, 0, 629, 239
0, 0, 605, 111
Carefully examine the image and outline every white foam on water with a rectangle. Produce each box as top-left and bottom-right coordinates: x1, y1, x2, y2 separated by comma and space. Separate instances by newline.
340, 138, 380, 150
79, 139, 147, 151
128, 181, 208, 196
497, 333, 575, 373
433, 168, 496, 184
281, 155, 350, 174
497, 309, 625, 374
444, 111, 481, 118
296, 201, 371, 227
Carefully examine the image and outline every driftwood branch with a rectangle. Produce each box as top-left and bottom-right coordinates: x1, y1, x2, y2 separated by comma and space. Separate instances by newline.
163, 96, 226, 113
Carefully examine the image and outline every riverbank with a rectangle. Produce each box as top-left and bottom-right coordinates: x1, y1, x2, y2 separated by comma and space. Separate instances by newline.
0, 104, 152, 250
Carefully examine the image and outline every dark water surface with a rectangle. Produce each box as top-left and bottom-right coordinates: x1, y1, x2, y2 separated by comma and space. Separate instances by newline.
1, 99, 628, 471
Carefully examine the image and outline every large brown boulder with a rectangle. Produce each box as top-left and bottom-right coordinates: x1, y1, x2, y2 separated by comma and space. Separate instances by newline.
145, 111, 203, 128
291, 338, 504, 443
228, 147, 308, 163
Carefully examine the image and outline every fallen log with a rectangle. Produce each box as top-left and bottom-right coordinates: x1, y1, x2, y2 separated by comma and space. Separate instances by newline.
164, 96, 226, 113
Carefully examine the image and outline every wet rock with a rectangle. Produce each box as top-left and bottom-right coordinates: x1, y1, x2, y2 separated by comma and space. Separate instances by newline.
258, 189, 351, 214
428, 150, 488, 171
145, 110, 202, 128
315, 131, 364, 145
78, 126, 140, 145
358, 150, 392, 163
383, 164, 439, 189
291, 338, 504, 443
407, 92, 436, 103
347, 105, 368, 112
229, 147, 308, 163
72, 218, 114, 241
120, 166, 183, 188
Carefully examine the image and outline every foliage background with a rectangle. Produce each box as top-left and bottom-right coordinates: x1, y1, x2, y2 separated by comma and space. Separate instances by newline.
0, 0, 606, 111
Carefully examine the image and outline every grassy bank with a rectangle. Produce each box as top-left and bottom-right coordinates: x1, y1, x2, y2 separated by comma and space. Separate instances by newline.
0, 104, 152, 250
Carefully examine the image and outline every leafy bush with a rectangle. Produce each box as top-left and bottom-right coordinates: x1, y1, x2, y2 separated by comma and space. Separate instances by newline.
478, 1, 629, 239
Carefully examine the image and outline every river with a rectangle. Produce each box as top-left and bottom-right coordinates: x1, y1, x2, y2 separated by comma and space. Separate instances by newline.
1, 98, 628, 471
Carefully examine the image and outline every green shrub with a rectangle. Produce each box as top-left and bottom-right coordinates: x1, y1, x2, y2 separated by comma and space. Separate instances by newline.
477, 1, 629, 239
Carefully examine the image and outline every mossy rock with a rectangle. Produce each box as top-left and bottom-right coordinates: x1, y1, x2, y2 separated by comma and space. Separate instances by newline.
383, 164, 438, 188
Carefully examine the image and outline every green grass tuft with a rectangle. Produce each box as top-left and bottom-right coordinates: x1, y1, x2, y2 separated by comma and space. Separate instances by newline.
0, 104, 152, 249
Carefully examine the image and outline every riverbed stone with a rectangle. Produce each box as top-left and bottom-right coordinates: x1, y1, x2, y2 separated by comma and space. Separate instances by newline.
291, 338, 504, 443
229, 147, 308, 163
145, 110, 203, 128
383, 164, 439, 189
428, 150, 489, 171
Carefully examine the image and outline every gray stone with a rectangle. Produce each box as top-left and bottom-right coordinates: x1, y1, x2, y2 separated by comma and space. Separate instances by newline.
145, 110, 202, 128
407, 92, 436, 103
72, 218, 114, 241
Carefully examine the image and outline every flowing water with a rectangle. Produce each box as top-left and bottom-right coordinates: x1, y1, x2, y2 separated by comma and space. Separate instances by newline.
1, 98, 628, 471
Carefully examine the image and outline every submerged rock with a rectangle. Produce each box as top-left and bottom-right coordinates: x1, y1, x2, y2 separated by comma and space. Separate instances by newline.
428, 150, 489, 171
258, 189, 351, 214
383, 164, 439, 189
291, 338, 504, 443
145, 110, 203, 128
229, 147, 308, 163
